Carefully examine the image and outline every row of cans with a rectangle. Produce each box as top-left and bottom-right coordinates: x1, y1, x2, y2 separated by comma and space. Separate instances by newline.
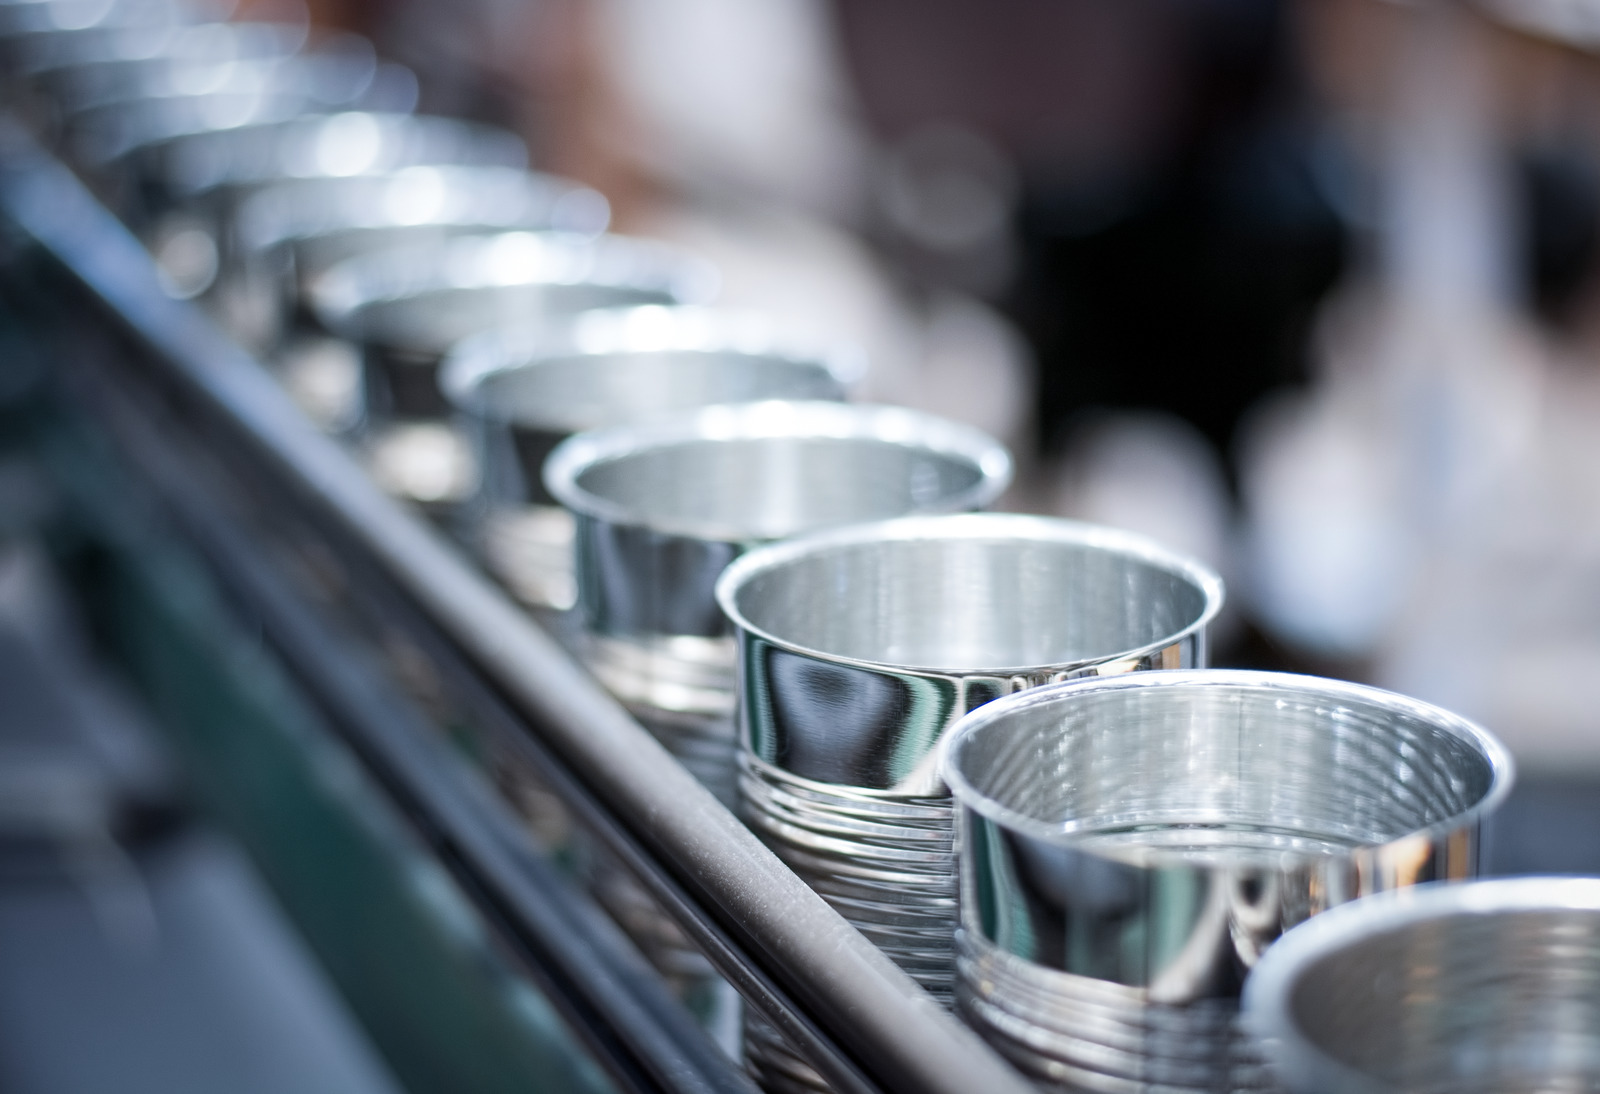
7, 2, 1597, 1092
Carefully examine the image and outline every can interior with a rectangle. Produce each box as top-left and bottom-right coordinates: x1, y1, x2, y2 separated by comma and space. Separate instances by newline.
476, 351, 844, 432
1288, 908, 1600, 1093
255, 168, 585, 274
730, 534, 1210, 671
571, 435, 982, 540
951, 681, 1498, 857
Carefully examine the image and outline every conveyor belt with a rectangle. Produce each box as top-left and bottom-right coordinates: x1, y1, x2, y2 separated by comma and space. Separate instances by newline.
0, 116, 1035, 1094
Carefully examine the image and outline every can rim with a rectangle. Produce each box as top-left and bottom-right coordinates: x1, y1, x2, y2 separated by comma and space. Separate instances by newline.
1240, 875, 1599, 1094
235, 164, 608, 252
941, 668, 1514, 862
715, 512, 1222, 676
544, 400, 1011, 542
439, 304, 863, 425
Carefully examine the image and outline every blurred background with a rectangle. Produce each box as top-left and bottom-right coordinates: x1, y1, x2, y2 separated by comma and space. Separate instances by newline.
6, 0, 1600, 1089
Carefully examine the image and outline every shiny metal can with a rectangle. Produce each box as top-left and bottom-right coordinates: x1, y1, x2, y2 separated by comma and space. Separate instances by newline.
716, 514, 1221, 1090
128, 111, 521, 278
308, 232, 713, 509
546, 399, 1009, 803
314, 230, 713, 425
1243, 876, 1600, 1094
75, 110, 517, 323
446, 307, 859, 613
943, 670, 1513, 1093
233, 165, 608, 352
550, 402, 1009, 1075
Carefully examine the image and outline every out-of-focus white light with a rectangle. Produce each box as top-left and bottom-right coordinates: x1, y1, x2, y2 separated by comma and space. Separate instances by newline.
385, 165, 446, 226
314, 112, 381, 177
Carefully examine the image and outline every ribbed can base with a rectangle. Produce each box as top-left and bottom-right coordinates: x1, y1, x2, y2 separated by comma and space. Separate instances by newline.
956, 930, 1277, 1094
580, 637, 745, 1043
738, 751, 958, 1004
634, 706, 739, 810
583, 631, 740, 807
480, 504, 577, 610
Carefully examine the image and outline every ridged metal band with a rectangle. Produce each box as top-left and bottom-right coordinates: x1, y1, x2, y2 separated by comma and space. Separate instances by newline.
585, 632, 738, 719
478, 503, 577, 611
586, 636, 745, 982
589, 633, 741, 807
635, 706, 741, 811
739, 750, 958, 1002
956, 929, 1273, 1094
229, 165, 607, 355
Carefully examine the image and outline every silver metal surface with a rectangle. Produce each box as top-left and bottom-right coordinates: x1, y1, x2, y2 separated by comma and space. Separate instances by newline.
719, 515, 1223, 793
111, 111, 503, 330
117, 111, 521, 342
944, 671, 1514, 1093
715, 513, 1222, 1037
0, 118, 1041, 1094
232, 165, 608, 349
545, 400, 1010, 806
314, 232, 715, 432
446, 301, 856, 609
1243, 877, 1600, 1094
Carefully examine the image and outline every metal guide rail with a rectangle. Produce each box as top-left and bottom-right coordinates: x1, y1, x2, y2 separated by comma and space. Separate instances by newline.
0, 118, 1036, 1094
